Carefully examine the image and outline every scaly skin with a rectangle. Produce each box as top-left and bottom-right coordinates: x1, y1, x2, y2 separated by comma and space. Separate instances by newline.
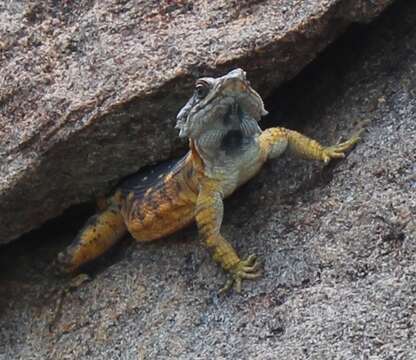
57, 69, 362, 292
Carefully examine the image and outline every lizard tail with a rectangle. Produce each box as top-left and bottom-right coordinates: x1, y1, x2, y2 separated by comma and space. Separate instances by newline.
56, 195, 127, 273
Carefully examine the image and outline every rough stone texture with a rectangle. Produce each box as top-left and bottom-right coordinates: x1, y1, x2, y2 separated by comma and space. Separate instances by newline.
0, 0, 394, 244
0, 1, 415, 359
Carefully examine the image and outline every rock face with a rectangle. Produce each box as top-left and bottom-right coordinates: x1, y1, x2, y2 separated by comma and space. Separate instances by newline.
0, 1, 415, 359
0, 0, 394, 243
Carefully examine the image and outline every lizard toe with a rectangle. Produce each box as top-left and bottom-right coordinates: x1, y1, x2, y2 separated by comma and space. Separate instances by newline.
219, 255, 262, 294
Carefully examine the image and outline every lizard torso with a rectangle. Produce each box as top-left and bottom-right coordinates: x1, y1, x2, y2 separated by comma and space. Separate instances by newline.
59, 68, 360, 292
117, 153, 198, 241
117, 137, 265, 242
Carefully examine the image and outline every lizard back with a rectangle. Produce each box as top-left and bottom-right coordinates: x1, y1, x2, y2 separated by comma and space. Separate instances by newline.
117, 153, 199, 241
119, 156, 186, 199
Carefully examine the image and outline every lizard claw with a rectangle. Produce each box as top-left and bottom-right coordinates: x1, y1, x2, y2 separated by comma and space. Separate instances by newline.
322, 128, 364, 164
219, 254, 262, 294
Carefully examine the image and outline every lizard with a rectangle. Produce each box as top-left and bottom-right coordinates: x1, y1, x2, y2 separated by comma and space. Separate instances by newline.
56, 68, 361, 293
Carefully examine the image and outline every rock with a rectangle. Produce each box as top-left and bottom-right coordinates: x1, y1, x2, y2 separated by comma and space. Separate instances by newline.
1, 1, 415, 358
0, 0, 394, 243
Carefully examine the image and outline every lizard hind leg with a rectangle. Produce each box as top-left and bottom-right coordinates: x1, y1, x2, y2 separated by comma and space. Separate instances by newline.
56, 204, 127, 273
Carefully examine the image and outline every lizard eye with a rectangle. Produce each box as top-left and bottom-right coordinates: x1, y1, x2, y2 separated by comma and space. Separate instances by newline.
195, 83, 209, 99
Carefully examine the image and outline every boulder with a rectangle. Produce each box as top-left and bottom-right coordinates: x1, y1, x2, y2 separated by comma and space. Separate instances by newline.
0, 0, 394, 243
1, 2, 415, 358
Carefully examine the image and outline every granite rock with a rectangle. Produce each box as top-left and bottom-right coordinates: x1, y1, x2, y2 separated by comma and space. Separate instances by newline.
0, 0, 394, 243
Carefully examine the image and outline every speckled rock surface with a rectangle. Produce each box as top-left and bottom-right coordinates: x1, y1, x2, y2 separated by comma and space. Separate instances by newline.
0, 1, 414, 359
0, 0, 394, 244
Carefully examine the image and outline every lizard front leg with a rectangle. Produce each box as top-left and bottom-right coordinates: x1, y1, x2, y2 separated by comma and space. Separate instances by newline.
260, 127, 362, 162
195, 179, 261, 293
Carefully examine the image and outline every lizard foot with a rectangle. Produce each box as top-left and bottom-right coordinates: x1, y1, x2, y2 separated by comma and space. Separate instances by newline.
322, 128, 364, 164
219, 254, 262, 294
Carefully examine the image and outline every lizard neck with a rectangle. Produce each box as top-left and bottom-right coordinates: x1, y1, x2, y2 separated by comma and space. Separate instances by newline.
187, 108, 263, 179
191, 131, 260, 174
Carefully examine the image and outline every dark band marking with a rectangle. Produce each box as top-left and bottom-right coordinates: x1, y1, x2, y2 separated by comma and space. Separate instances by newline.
221, 130, 243, 154
119, 155, 188, 199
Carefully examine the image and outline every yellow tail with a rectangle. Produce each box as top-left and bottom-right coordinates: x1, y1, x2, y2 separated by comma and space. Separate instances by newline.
57, 200, 126, 273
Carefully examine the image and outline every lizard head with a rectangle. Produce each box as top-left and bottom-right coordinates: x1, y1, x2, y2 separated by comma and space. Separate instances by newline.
175, 68, 268, 140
